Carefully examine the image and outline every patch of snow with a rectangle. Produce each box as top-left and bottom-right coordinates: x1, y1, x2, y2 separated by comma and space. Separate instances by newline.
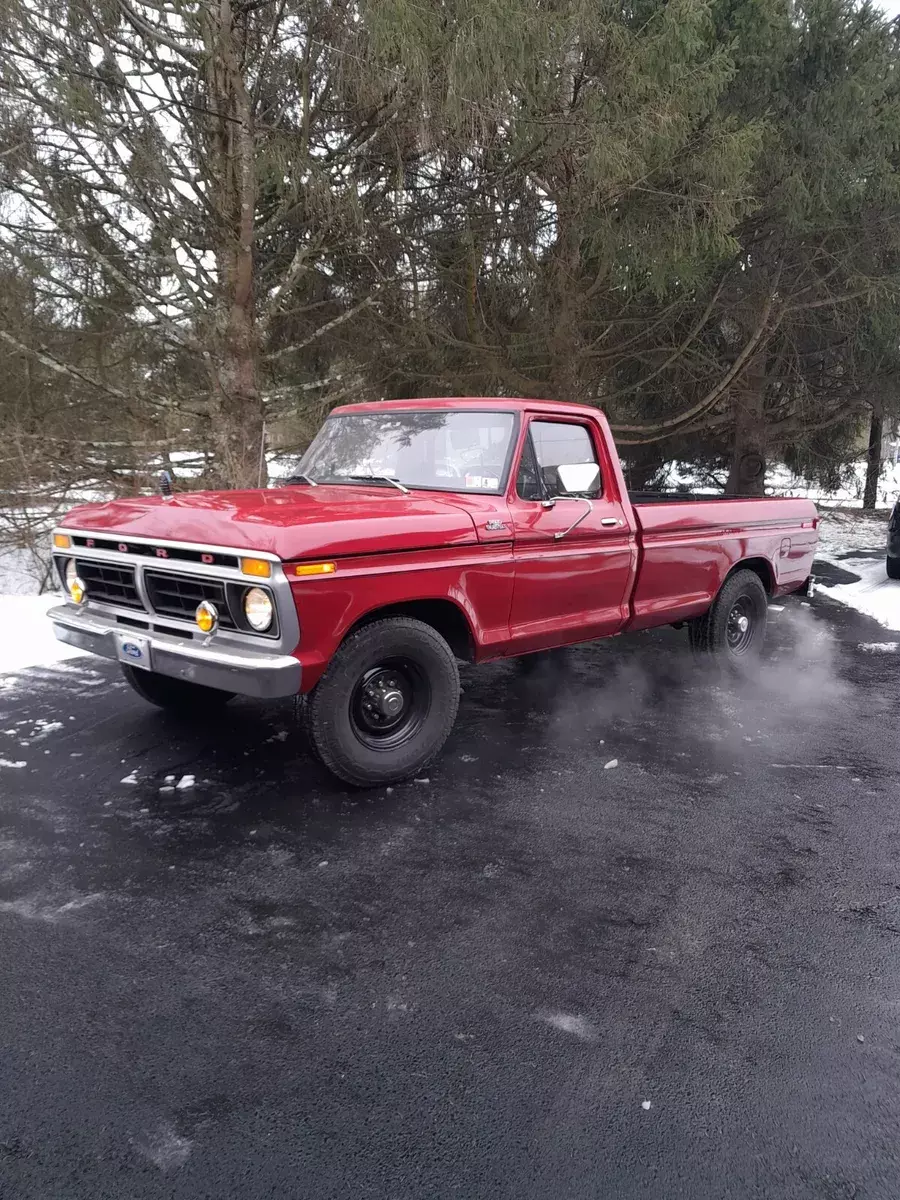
772, 763, 850, 771
175, 774, 195, 790
642, 1100, 652, 1111
0, 595, 88, 674
657, 457, 900, 510
818, 557, 900, 632
816, 510, 890, 560
30, 719, 64, 741
0, 544, 50, 595
133, 1121, 193, 1172
604, 758, 619, 770
0, 891, 104, 921
120, 770, 139, 785
0, 758, 26, 769
536, 1010, 599, 1042
859, 642, 899, 653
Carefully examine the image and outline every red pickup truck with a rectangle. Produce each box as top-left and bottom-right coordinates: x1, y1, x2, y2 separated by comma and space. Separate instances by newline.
49, 398, 817, 785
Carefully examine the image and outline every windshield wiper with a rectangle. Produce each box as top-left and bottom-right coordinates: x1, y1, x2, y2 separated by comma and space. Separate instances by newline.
285, 472, 317, 486
344, 474, 410, 494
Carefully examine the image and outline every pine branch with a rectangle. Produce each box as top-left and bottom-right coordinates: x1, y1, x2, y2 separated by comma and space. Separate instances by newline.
264, 296, 376, 362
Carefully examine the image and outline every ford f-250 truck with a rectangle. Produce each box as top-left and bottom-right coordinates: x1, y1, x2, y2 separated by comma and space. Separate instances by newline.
49, 398, 818, 786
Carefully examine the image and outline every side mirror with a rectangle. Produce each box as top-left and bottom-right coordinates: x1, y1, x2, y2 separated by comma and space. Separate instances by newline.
555, 462, 600, 496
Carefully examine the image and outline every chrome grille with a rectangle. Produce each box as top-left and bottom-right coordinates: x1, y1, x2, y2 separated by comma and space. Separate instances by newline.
75, 559, 142, 609
144, 570, 235, 628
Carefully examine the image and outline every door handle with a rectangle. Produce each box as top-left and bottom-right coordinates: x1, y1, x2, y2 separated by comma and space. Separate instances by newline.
600, 517, 619, 527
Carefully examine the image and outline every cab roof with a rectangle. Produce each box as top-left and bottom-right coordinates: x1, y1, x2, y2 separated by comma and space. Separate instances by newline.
330, 396, 605, 420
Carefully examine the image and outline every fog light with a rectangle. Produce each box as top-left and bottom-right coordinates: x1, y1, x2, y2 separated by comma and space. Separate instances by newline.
243, 586, 273, 632
65, 559, 85, 604
195, 600, 218, 633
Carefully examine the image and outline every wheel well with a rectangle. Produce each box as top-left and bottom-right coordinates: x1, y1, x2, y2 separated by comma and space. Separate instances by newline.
347, 599, 476, 661
728, 557, 774, 595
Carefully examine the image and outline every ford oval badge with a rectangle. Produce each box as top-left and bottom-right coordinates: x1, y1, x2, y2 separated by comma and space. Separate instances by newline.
121, 642, 142, 660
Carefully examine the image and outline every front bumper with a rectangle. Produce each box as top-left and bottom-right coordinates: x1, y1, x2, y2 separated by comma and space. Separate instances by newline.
49, 603, 301, 699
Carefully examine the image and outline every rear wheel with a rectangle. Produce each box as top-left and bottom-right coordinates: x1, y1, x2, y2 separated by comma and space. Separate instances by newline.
121, 664, 234, 711
305, 617, 460, 787
887, 555, 900, 580
689, 569, 768, 660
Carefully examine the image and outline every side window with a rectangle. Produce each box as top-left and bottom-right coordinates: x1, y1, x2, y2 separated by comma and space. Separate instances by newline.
529, 421, 602, 499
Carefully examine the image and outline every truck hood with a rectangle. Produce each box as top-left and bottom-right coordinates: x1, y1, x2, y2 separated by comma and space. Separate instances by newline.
59, 486, 481, 561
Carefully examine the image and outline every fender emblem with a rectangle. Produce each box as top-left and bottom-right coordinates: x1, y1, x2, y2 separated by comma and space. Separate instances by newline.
485, 519, 507, 532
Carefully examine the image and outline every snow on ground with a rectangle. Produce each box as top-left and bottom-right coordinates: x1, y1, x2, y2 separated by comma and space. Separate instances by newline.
662, 457, 900, 510
815, 509, 891, 559
813, 511, 900, 631
817, 556, 900, 632
0, 594, 87, 675
0, 544, 50, 595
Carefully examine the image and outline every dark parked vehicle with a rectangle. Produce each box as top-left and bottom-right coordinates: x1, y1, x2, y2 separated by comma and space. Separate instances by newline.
889, 499, 900, 580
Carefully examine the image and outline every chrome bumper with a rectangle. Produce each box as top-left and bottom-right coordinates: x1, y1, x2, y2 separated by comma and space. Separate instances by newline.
48, 604, 301, 699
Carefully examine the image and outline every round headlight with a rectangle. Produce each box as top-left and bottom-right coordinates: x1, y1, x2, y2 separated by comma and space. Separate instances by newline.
65, 559, 86, 604
243, 586, 273, 632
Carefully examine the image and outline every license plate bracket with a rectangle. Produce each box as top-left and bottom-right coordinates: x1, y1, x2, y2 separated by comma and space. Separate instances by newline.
114, 632, 153, 671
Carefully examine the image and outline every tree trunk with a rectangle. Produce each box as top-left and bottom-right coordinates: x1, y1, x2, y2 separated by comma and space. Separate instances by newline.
547, 213, 584, 402
725, 357, 767, 496
205, 0, 264, 490
863, 408, 883, 511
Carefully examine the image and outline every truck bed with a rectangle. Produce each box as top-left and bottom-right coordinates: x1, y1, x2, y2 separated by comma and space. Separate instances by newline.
625, 493, 818, 631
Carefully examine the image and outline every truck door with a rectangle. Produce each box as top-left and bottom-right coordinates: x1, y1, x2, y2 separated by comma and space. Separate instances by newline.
506, 417, 636, 653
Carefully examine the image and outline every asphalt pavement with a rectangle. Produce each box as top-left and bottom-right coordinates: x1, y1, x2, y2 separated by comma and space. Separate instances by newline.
1, 578, 899, 1199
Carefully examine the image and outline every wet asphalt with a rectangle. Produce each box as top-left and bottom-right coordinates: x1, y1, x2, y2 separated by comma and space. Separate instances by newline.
1, 569, 899, 1200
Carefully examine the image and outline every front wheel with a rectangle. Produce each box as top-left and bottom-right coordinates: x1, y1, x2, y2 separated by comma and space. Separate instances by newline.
887, 555, 900, 580
121, 664, 234, 711
305, 617, 460, 787
688, 569, 768, 660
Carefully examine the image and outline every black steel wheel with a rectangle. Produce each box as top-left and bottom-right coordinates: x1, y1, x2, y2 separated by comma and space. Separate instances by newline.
305, 617, 460, 787
350, 662, 430, 750
121, 664, 234, 711
887, 555, 900, 581
688, 569, 768, 660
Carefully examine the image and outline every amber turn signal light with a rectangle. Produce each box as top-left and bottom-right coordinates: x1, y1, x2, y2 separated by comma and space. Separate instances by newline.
294, 562, 336, 577
240, 557, 272, 578
54, 533, 71, 549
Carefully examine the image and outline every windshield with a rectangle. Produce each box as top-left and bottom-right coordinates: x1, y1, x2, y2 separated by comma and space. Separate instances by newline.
298, 410, 517, 493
